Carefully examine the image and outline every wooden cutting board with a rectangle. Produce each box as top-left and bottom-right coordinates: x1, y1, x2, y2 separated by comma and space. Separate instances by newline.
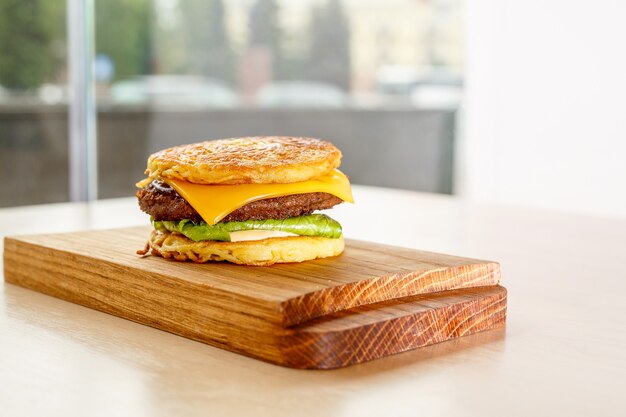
3, 227, 506, 369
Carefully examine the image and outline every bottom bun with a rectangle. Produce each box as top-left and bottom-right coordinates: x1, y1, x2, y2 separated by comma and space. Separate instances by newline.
148, 229, 344, 266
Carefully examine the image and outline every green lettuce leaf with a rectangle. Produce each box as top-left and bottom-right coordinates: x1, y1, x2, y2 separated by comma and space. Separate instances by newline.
153, 214, 342, 242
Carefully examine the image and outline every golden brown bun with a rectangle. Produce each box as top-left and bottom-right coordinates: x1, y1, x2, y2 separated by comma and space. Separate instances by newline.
145, 137, 342, 185
148, 229, 344, 266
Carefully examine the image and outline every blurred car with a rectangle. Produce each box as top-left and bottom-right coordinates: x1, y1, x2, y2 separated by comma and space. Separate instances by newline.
410, 84, 462, 110
256, 81, 347, 108
38, 84, 68, 104
376, 65, 463, 110
109, 75, 240, 108
376, 66, 423, 95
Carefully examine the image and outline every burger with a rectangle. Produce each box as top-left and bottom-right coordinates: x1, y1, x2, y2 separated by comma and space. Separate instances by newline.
135, 136, 354, 266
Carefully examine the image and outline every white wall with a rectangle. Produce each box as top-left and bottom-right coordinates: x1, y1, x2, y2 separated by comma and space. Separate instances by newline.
460, 0, 626, 218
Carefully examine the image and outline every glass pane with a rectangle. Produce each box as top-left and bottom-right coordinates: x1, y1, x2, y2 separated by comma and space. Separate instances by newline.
0, 0, 68, 207
94, 0, 463, 197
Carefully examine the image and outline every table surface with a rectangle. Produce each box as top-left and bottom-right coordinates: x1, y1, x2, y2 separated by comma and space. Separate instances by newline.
2, 186, 625, 417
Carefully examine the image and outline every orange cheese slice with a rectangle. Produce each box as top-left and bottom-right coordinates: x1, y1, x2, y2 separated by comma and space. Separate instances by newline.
164, 170, 354, 225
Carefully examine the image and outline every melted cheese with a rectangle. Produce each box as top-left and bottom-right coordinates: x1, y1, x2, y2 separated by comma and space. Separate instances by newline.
165, 169, 354, 225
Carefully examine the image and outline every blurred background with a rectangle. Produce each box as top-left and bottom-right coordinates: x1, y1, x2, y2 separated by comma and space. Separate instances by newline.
0, 0, 624, 218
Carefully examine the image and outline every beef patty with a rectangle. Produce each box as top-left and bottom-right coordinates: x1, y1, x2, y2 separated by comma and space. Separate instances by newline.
137, 180, 343, 223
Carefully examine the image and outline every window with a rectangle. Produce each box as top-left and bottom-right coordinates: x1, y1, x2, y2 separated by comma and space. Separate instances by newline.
0, 0, 463, 207
0, 0, 68, 207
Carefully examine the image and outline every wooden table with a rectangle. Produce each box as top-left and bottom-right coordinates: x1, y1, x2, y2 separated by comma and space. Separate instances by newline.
2, 186, 625, 416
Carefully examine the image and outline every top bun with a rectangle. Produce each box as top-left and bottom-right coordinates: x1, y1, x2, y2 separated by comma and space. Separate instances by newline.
145, 136, 342, 185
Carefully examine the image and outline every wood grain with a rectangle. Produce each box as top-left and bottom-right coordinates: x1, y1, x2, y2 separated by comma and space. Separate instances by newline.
282, 286, 506, 368
3, 226, 506, 368
3, 226, 500, 326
